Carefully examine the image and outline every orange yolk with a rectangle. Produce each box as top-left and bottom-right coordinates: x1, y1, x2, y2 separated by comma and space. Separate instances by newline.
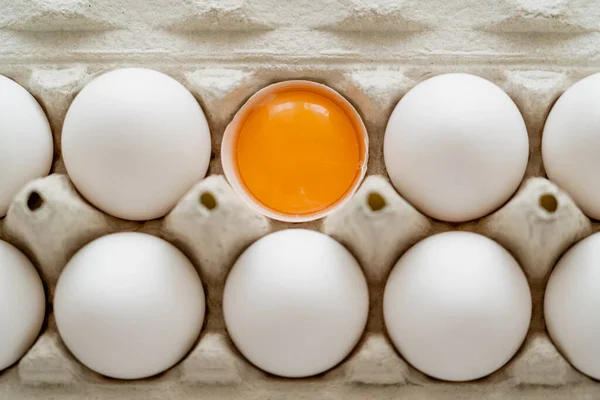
235, 90, 363, 216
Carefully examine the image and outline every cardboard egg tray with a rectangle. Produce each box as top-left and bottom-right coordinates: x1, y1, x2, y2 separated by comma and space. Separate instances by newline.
2, 0, 600, 398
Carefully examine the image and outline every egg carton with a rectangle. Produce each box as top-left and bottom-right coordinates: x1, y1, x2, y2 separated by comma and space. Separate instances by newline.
3, 0, 600, 398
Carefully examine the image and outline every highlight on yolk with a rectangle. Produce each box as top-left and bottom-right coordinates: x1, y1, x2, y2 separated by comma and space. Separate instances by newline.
222, 81, 368, 221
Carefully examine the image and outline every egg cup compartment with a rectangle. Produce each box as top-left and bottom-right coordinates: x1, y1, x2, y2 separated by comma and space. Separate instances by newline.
3, 27, 600, 399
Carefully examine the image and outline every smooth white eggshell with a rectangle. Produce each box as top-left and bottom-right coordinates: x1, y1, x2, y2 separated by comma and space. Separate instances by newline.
0, 75, 53, 217
62, 68, 211, 221
0, 240, 46, 371
223, 229, 369, 378
542, 73, 600, 220
384, 231, 531, 381
54, 232, 205, 380
384, 73, 529, 222
545, 232, 600, 380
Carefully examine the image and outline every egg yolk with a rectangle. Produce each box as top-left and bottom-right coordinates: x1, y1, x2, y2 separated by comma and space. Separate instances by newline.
235, 90, 363, 216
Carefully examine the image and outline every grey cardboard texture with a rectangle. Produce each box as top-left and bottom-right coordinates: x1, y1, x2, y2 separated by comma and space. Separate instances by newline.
1, 0, 600, 398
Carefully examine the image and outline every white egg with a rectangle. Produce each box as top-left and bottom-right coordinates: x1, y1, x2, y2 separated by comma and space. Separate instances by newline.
0, 240, 45, 371
545, 232, 600, 380
62, 68, 211, 221
0, 75, 53, 217
384, 73, 529, 222
384, 232, 531, 381
223, 229, 369, 378
54, 232, 205, 379
542, 73, 600, 220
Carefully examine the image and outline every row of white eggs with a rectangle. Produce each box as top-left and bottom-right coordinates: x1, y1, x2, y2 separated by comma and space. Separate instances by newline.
3, 69, 600, 223
3, 228, 600, 383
